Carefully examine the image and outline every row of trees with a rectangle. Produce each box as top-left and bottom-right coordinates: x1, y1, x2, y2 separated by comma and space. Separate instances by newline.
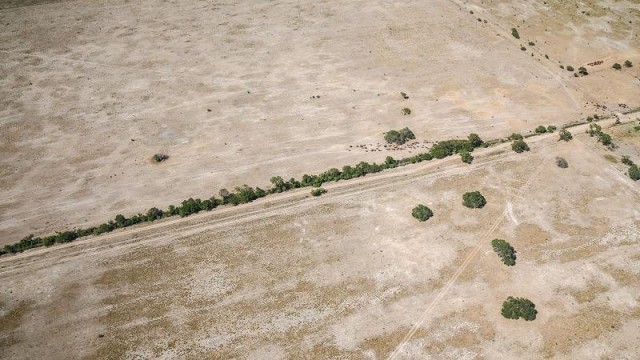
2, 134, 486, 256
384, 127, 415, 145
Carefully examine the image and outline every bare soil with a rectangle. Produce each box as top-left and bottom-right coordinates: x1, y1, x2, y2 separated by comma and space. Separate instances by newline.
1, 0, 640, 358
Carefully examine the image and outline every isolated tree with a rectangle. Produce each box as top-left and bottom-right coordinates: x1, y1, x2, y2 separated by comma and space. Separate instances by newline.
463, 191, 486, 209
511, 28, 520, 39
402, 107, 412, 115
578, 67, 588, 75
511, 139, 530, 153
491, 239, 517, 266
546, 125, 557, 133
566, 65, 574, 72
555, 157, 568, 168
624, 60, 633, 68
501, 297, 537, 321
612, 63, 622, 70
412, 204, 434, 222
400, 92, 409, 99
535, 125, 547, 134
559, 129, 573, 141
598, 133, 612, 146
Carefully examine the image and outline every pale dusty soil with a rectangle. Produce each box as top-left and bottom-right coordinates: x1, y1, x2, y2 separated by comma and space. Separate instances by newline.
1, 0, 640, 359
1, 0, 639, 244
1, 130, 639, 359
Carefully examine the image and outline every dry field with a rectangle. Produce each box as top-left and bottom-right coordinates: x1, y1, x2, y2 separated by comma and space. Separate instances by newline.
1, 0, 640, 359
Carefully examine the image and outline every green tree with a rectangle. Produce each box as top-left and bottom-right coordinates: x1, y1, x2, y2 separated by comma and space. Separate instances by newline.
311, 188, 327, 196
509, 133, 523, 140
468, 133, 484, 148
546, 125, 557, 133
384, 127, 415, 145
412, 204, 434, 222
598, 133, 612, 146
460, 151, 473, 164
555, 157, 568, 168
578, 67, 588, 75
463, 191, 486, 209
511, 28, 520, 39
566, 65, 574, 72
491, 239, 517, 266
629, 164, 640, 181
535, 125, 547, 134
612, 63, 622, 70
511, 139, 530, 153
624, 60, 633, 68
402, 107, 412, 115
501, 297, 537, 321
559, 129, 573, 141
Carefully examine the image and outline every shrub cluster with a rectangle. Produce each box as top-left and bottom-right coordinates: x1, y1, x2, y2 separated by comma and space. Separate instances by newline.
460, 151, 473, 164
586, 123, 613, 147
384, 127, 415, 145
501, 297, 537, 321
412, 205, 433, 222
463, 191, 486, 209
491, 239, 516, 266
2, 134, 485, 256
310, 188, 327, 197
558, 129, 573, 141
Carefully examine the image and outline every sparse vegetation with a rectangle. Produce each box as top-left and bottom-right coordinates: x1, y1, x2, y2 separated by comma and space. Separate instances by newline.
384, 127, 416, 145
501, 297, 537, 320
566, 65, 574, 72
559, 129, 573, 141
491, 239, 516, 266
412, 204, 434, 222
604, 154, 618, 163
612, 63, 622, 70
401, 107, 412, 115
311, 188, 327, 196
621, 156, 634, 166
511, 28, 520, 39
511, 139, 530, 153
624, 60, 633, 68
463, 191, 486, 209
556, 157, 568, 168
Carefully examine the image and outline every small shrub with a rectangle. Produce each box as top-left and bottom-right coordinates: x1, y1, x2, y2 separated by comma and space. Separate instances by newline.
412, 204, 434, 222
578, 67, 588, 75
559, 65, 564, 69
535, 125, 547, 134
511, 139, 530, 153
598, 133, 612, 146
491, 239, 516, 266
501, 297, 537, 321
463, 191, 486, 209
311, 188, 327, 196
604, 154, 618, 163
402, 107, 412, 115
559, 129, 573, 141
586, 116, 594, 122
528, 41, 535, 46
624, 60, 633, 68
511, 28, 520, 39
460, 151, 473, 164
612, 63, 622, 70
587, 123, 602, 136
546, 125, 557, 133
629, 164, 640, 181
555, 157, 568, 168
520, 46, 526, 51
468, 133, 484, 148
153, 153, 169, 162
400, 92, 409, 99
509, 133, 523, 140
566, 65, 574, 72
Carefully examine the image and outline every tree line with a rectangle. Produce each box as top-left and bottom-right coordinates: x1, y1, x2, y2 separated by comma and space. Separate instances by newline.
1, 133, 485, 256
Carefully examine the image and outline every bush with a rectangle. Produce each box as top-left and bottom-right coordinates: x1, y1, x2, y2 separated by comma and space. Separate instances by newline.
402, 107, 412, 115
384, 127, 415, 145
629, 164, 640, 181
511, 140, 530, 153
153, 153, 169, 162
460, 151, 473, 164
311, 188, 327, 196
491, 239, 516, 266
535, 125, 547, 134
509, 133, 523, 140
555, 157, 568, 168
463, 191, 486, 209
511, 28, 520, 39
587, 123, 601, 136
566, 65, 574, 72
400, 92, 409, 99
412, 204, 434, 222
546, 125, 557, 133
559, 129, 573, 141
520, 46, 526, 51
528, 41, 535, 46
598, 133, 612, 146
624, 60, 633, 68
578, 66, 588, 75
468, 133, 484, 148
501, 297, 537, 321
612, 63, 622, 70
